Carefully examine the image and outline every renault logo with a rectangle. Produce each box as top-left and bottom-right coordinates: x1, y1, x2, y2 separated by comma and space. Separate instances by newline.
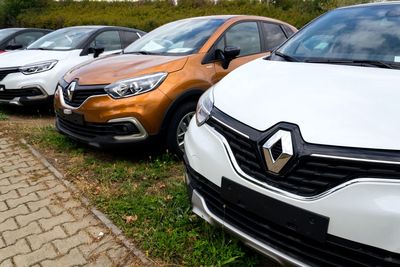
66, 81, 77, 101
262, 130, 293, 174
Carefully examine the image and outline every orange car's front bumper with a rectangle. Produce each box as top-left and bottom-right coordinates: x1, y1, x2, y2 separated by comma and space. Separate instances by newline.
54, 86, 172, 146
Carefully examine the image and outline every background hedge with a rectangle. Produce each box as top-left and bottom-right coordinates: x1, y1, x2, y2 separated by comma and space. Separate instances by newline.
0, 0, 371, 32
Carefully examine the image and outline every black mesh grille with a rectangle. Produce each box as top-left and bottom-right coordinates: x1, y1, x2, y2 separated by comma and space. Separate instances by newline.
62, 85, 106, 107
0, 87, 43, 100
0, 68, 19, 81
187, 166, 400, 267
57, 115, 140, 139
208, 118, 400, 197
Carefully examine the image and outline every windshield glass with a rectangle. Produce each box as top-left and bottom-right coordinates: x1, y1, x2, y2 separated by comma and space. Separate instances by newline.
0, 29, 19, 42
277, 4, 400, 67
28, 28, 95, 51
124, 18, 225, 56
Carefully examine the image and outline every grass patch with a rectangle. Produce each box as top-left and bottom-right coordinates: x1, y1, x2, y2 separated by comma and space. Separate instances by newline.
0, 111, 8, 121
25, 125, 264, 266
0, 105, 9, 121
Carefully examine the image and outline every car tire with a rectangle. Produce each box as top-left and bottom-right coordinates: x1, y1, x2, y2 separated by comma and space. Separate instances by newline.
166, 101, 197, 157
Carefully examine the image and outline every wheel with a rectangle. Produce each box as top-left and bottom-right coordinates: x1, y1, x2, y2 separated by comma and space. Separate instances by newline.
166, 102, 197, 157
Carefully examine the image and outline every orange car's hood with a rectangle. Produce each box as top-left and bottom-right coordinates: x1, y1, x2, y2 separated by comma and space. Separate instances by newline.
64, 54, 188, 85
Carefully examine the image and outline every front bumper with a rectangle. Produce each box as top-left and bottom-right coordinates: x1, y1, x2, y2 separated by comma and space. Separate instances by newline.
0, 86, 51, 106
54, 82, 172, 140
55, 112, 148, 147
185, 161, 306, 267
0, 70, 58, 105
184, 118, 400, 266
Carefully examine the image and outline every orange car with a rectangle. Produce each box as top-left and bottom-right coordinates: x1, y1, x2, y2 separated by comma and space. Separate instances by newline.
55, 15, 296, 155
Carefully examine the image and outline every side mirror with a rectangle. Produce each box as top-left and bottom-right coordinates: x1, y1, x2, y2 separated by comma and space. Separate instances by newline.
88, 47, 105, 58
5, 44, 23, 50
216, 46, 240, 69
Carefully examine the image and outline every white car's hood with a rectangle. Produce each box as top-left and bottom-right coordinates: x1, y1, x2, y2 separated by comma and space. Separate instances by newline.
214, 59, 400, 150
0, 50, 76, 68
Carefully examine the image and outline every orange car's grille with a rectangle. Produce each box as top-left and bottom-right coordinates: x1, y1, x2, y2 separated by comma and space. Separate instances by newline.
62, 85, 106, 107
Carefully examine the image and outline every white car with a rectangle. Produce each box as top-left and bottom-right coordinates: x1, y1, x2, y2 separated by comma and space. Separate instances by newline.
0, 26, 145, 106
185, 2, 400, 267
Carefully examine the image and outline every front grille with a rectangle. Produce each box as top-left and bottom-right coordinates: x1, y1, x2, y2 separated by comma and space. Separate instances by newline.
62, 84, 106, 107
0, 68, 19, 81
208, 116, 400, 197
0, 88, 43, 100
57, 115, 140, 139
187, 166, 400, 267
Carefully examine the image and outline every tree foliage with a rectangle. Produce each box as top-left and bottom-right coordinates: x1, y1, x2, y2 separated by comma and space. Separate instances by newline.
0, 0, 50, 26
0, 0, 371, 31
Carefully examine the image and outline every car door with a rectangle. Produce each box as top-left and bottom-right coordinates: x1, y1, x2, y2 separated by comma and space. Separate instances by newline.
89, 30, 123, 57
212, 21, 266, 83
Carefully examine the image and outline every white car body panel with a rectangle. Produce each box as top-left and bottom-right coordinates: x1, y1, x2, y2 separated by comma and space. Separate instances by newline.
213, 59, 400, 150
185, 119, 400, 254
0, 49, 120, 97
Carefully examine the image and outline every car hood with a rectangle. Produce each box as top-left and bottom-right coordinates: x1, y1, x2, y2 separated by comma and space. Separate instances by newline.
0, 50, 74, 68
64, 54, 188, 85
214, 59, 400, 150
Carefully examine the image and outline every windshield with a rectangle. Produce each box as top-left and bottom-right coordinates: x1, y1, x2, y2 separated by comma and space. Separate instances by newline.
276, 4, 400, 68
0, 29, 19, 42
28, 28, 95, 51
124, 18, 225, 56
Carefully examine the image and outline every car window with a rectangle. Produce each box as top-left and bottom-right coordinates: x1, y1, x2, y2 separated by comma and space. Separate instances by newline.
283, 25, 295, 38
0, 29, 19, 42
11, 31, 46, 48
217, 22, 261, 57
91, 31, 122, 52
28, 28, 95, 51
125, 18, 225, 56
278, 5, 400, 65
262, 23, 287, 51
121, 31, 139, 47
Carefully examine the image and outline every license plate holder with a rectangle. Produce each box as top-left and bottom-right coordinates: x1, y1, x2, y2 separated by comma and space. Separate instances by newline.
221, 177, 329, 242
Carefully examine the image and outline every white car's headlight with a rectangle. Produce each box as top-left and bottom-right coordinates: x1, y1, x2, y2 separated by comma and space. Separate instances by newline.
19, 60, 58, 75
196, 87, 214, 126
105, 72, 167, 99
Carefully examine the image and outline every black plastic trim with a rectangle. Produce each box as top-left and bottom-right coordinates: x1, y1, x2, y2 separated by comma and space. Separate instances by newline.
184, 161, 400, 267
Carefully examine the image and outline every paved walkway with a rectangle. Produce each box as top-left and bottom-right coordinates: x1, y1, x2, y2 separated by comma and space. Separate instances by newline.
0, 136, 146, 267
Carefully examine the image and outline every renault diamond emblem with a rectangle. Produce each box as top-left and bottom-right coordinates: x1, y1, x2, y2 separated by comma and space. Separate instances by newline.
262, 130, 293, 174
66, 81, 77, 101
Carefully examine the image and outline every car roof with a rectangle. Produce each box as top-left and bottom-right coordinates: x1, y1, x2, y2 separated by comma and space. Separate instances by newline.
338, 1, 400, 9
176, 15, 295, 28
61, 25, 143, 31
0, 28, 51, 31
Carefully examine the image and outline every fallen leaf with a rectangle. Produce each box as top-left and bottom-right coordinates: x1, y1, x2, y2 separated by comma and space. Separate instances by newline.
123, 214, 138, 224
164, 195, 173, 201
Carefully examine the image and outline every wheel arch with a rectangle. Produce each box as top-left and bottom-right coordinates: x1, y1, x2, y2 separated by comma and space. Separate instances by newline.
160, 88, 206, 134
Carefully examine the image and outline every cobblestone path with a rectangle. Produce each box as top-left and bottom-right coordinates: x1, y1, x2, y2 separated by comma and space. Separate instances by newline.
0, 136, 146, 267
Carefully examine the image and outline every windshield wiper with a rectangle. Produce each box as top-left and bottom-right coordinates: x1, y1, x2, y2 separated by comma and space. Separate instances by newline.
304, 58, 397, 69
274, 51, 299, 62
125, 51, 161, 55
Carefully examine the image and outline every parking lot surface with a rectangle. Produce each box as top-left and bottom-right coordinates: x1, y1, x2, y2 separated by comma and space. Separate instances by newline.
0, 134, 142, 267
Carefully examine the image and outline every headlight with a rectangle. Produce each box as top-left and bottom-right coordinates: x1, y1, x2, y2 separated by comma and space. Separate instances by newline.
105, 72, 167, 99
196, 87, 214, 126
19, 60, 58, 75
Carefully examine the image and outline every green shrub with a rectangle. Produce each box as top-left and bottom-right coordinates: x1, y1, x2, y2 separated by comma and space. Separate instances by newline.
0, 0, 50, 26
5, 0, 371, 31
